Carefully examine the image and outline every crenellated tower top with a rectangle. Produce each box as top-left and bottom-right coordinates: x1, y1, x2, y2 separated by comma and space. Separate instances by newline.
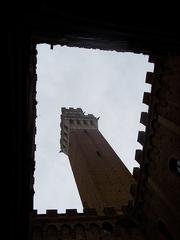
60, 107, 99, 155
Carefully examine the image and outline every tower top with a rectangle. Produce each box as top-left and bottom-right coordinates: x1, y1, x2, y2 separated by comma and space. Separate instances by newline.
60, 108, 99, 155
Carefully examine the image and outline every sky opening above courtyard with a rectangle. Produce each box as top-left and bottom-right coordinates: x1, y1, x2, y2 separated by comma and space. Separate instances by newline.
34, 44, 154, 213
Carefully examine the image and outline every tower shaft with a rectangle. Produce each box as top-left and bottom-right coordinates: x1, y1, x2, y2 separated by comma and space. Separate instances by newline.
60, 108, 134, 214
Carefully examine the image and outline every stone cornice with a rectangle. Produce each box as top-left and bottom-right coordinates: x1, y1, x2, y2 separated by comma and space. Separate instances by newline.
60, 108, 99, 155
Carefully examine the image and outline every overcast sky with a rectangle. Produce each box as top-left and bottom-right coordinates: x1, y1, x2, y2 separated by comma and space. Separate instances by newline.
34, 44, 154, 213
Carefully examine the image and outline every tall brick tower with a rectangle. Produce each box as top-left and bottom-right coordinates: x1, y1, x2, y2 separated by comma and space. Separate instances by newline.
60, 107, 134, 215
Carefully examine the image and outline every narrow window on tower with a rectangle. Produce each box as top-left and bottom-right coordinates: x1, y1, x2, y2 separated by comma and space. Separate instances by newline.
96, 151, 102, 158
70, 119, 74, 124
90, 120, 94, 125
83, 120, 87, 125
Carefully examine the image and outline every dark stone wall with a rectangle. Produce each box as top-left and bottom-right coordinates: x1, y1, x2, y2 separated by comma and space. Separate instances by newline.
31, 209, 145, 240
9, 29, 33, 240
7, 4, 180, 240
133, 56, 180, 240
